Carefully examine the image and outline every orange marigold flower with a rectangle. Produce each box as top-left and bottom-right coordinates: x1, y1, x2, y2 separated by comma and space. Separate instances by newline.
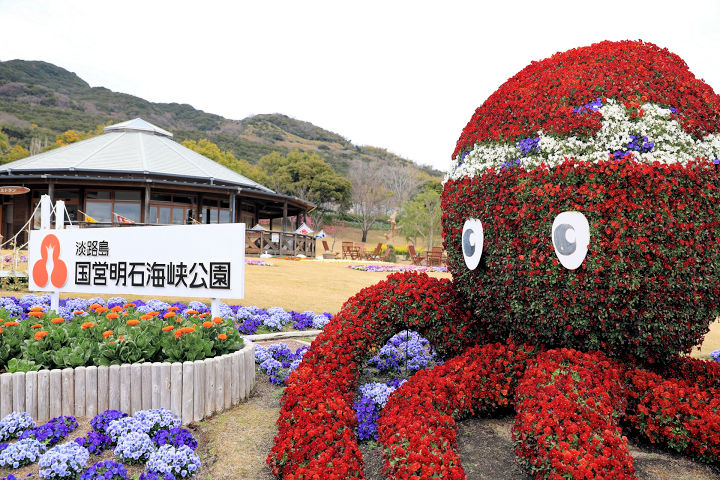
30, 306, 45, 312
186, 309, 199, 315
126, 319, 140, 326
0, 326, 3, 334
31, 323, 43, 329
51, 318, 65, 324
96, 307, 109, 314
218, 333, 227, 340
199, 313, 208, 318
108, 340, 115, 344
106, 312, 119, 320
179, 326, 195, 334
34, 330, 49, 340
73, 310, 84, 315
118, 335, 125, 341
111, 306, 123, 313
149, 311, 160, 316
123, 303, 136, 309
174, 330, 184, 338
89, 303, 101, 310
28, 311, 44, 318
140, 314, 153, 320
163, 312, 176, 319
102, 330, 114, 339
168, 306, 180, 312
81, 322, 95, 329
162, 325, 174, 332
4, 321, 19, 327
122, 312, 128, 317
212, 317, 223, 324
202, 321, 213, 328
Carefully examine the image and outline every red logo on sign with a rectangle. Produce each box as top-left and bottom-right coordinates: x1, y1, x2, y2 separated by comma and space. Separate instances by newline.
32, 234, 68, 288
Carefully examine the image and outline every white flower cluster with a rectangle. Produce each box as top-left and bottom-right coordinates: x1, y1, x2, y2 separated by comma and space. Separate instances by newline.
446, 100, 720, 181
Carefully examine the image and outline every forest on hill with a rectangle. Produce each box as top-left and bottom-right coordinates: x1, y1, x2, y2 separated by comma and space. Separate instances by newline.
0, 59, 441, 178
0, 59, 445, 249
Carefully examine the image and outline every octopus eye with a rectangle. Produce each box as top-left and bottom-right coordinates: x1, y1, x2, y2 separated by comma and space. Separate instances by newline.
552, 211, 590, 270
462, 218, 484, 270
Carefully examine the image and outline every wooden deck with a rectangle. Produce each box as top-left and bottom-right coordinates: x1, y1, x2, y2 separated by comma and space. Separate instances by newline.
245, 230, 316, 257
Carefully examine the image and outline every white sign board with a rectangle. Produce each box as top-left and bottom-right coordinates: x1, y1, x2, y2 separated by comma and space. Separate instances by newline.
28, 224, 245, 299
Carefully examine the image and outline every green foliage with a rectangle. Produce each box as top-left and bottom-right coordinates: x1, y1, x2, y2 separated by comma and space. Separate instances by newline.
259, 150, 351, 224
0, 308, 243, 370
398, 188, 442, 249
0, 59, 444, 199
6, 357, 40, 373
181, 138, 268, 185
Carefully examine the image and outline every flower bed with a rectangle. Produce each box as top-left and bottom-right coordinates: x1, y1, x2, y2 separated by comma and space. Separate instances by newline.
0, 408, 200, 480
346, 264, 448, 273
0, 297, 242, 371
0, 295, 331, 372
0, 342, 255, 425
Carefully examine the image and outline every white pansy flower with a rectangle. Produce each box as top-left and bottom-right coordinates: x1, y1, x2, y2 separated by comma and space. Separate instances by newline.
446, 99, 720, 181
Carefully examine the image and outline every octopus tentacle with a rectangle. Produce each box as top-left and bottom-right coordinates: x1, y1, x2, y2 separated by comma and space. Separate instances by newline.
512, 349, 637, 479
267, 272, 475, 479
377, 341, 538, 480
625, 361, 720, 463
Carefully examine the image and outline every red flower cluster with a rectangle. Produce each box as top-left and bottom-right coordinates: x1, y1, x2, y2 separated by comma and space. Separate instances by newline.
442, 158, 720, 363
452, 40, 720, 159
267, 273, 475, 478
377, 341, 538, 479
513, 349, 636, 479
625, 359, 720, 463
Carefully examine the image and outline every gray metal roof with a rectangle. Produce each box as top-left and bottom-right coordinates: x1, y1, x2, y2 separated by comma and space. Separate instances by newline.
0, 118, 273, 192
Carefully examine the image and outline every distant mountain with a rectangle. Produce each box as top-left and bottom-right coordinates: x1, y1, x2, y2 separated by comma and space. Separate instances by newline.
0, 59, 442, 178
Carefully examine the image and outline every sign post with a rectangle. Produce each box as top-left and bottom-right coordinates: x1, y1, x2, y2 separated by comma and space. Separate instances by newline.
29, 210, 245, 312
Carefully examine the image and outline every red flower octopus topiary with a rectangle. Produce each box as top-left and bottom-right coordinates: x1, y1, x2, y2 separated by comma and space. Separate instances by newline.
268, 40, 720, 479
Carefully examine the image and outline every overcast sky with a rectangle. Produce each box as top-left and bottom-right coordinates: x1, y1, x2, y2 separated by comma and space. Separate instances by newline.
0, 0, 718, 172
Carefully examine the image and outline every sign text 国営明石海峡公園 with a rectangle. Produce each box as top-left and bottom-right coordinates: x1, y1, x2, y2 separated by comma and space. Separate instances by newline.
28, 223, 245, 299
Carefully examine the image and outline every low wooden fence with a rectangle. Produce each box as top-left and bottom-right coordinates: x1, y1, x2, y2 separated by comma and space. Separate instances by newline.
0, 342, 255, 424
246, 230, 316, 257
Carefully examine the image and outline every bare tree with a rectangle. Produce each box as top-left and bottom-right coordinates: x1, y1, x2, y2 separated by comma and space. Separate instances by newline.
348, 160, 392, 242
385, 166, 425, 211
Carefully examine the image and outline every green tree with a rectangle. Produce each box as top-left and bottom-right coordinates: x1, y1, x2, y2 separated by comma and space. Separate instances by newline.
0, 127, 31, 164
398, 182, 442, 250
258, 150, 351, 229
182, 138, 268, 185
4, 145, 30, 163
0, 128, 9, 154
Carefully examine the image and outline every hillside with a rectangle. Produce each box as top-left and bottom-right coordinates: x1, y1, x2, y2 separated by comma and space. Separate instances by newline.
0, 59, 442, 178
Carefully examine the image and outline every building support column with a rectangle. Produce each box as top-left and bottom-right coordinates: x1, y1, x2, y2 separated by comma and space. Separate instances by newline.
144, 184, 151, 224
282, 200, 288, 233
229, 192, 236, 223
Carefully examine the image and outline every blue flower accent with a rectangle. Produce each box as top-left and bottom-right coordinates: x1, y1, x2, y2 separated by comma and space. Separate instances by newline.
611, 134, 656, 160
573, 97, 603, 114
80, 460, 128, 480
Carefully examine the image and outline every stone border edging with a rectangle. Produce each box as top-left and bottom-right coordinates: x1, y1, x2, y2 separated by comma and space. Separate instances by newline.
0, 341, 255, 425
244, 330, 321, 341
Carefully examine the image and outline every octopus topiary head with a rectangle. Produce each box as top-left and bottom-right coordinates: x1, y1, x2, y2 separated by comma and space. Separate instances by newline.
442, 40, 720, 363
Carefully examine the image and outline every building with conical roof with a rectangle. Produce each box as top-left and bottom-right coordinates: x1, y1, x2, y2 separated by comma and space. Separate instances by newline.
0, 119, 314, 255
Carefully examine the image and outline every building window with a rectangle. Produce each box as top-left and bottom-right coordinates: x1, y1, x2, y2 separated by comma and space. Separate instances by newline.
202, 198, 231, 224
148, 193, 196, 224
85, 190, 141, 223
